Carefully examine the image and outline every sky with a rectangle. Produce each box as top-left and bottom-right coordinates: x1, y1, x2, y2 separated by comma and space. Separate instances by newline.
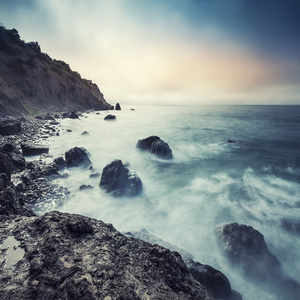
0, 0, 300, 105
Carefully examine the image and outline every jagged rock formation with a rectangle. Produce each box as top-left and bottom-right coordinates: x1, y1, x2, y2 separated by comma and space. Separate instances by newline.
137, 136, 173, 159
65, 147, 92, 168
100, 159, 142, 197
0, 211, 214, 300
216, 223, 300, 299
0, 25, 113, 116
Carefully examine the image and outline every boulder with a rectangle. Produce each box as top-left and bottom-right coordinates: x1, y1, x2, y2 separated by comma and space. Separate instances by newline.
81, 131, 89, 135
100, 159, 142, 197
0, 211, 213, 300
53, 156, 66, 170
89, 172, 100, 178
0, 119, 21, 135
115, 103, 121, 110
68, 112, 79, 119
104, 114, 116, 120
216, 223, 300, 298
136, 136, 173, 159
79, 184, 93, 191
186, 260, 242, 300
2, 144, 25, 171
65, 147, 92, 168
0, 153, 13, 181
21, 143, 49, 156
216, 223, 281, 280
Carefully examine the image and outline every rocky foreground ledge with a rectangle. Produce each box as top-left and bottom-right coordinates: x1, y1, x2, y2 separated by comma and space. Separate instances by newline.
0, 211, 214, 300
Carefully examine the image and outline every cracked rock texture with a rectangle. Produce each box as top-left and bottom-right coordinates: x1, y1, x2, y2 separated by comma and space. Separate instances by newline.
0, 211, 214, 300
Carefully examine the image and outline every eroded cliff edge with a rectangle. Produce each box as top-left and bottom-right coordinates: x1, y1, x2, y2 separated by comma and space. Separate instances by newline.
0, 25, 112, 117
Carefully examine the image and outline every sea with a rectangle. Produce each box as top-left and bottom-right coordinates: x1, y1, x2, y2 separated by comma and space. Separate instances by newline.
34, 105, 300, 300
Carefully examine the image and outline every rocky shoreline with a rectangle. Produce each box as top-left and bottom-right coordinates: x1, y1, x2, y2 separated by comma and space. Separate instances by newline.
1, 111, 299, 299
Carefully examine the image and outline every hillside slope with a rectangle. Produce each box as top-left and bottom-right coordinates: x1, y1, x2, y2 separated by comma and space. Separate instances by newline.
0, 25, 112, 116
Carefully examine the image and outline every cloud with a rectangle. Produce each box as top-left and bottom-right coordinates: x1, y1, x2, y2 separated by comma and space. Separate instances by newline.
0, 0, 299, 104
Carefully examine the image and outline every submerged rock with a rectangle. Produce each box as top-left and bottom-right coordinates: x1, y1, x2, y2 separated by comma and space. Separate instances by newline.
0, 211, 214, 300
0, 119, 21, 136
136, 136, 173, 159
21, 143, 49, 156
216, 223, 300, 298
104, 114, 116, 120
100, 159, 142, 197
65, 147, 92, 168
68, 112, 79, 119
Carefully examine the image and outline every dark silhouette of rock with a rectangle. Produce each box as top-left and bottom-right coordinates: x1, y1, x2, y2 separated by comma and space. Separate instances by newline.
137, 136, 173, 159
89, 172, 100, 178
0, 211, 214, 300
104, 114, 116, 120
0, 119, 21, 135
186, 260, 242, 300
216, 223, 300, 299
21, 143, 49, 156
100, 159, 142, 197
115, 103, 121, 110
81, 131, 89, 135
79, 184, 93, 191
53, 157, 66, 170
127, 228, 242, 300
227, 140, 236, 143
0, 153, 13, 180
69, 112, 79, 119
65, 147, 92, 168
1, 144, 25, 172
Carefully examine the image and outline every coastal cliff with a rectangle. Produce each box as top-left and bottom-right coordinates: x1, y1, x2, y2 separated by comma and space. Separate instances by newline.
0, 25, 112, 117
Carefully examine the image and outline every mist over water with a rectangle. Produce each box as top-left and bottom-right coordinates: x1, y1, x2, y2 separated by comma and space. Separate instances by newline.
41, 105, 300, 300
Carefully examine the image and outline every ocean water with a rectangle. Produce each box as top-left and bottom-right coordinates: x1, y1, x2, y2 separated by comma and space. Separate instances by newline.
41, 105, 299, 300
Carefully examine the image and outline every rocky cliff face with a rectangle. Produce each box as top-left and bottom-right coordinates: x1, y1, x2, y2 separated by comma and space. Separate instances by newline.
0, 25, 112, 116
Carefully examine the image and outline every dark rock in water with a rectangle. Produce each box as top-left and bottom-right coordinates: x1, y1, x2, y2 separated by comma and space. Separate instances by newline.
68, 112, 79, 119
39, 162, 59, 176
115, 102, 121, 110
66, 129, 72, 132
100, 159, 142, 197
127, 228, 242, 300
227, 139, 236, 143
65, 147, 92, 168
21, 143, 49, 156
79, 184, 93, 191
137, 136, 173, 159
104, 114, 116, 120
186, 260, 242, 300
0, 119, 21, 136
89, 172, 100, 178
53, 157, 65, 170
81, 131, 89, 135
216, 223, 300, 299
0, 211, 213, 300
216, 223, 281, 280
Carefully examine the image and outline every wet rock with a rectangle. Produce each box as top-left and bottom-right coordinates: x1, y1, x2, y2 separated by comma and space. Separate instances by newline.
65, 147, 92, 168
115, 103, 121, 110
104, 114, 116, 120
21, 143, 49, 156
79, 184, 93, 191
100, 159, 142, 197
0, 119, 21, 136
127, 228, 242, 300
216, 223, 300, 298
81, 131, 89, 135
137, 136, 173, 159
53, 156, 66, 170
186, 260, 241, 300
89, 172, 100, 178
0, 211, 213, 300
0, 153, 12, 180
68, 112, 79, 119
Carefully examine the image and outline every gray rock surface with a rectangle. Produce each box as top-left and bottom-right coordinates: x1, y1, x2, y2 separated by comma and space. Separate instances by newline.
0, 119, 21, 135
100, 159, 142, 197
0, 211, 214, 300
136, 136, 173, 159
65, 147, 92, 168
